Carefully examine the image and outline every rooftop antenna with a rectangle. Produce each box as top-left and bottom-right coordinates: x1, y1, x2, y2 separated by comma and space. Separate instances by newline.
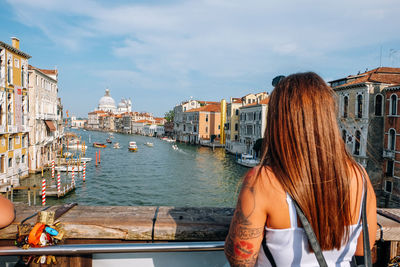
390, 49, 399, 66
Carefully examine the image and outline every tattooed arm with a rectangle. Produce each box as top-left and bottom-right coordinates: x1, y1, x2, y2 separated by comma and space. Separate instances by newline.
224, 169, 268, 267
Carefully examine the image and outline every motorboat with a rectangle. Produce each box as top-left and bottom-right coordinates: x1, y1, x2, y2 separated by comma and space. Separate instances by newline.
113, 143, 121, 149
55, 166, 84, 172
67, 144, 88, 150
128, 141, 138, 152
106, 138, 112, 144
93, 142, 107, 148
236, 154, 260, 168
165, 138, 176, 143
172, 144, 178, 150
145, 142, 154, 147
80, 157, 92, 162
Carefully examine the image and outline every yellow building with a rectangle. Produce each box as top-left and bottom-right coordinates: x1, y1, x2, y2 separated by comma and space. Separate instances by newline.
0, 38, 31, 191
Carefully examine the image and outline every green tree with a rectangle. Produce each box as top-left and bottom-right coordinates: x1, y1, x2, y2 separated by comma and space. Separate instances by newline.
164, 110, 175, 122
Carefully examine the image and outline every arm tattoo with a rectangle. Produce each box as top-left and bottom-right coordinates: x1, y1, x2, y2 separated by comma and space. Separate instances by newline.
225, 236, 258, 266
234, 185, 256, 226
231, 225, 264, 240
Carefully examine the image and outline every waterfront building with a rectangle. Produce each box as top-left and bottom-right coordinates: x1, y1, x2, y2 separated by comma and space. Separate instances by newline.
0, 38, 30, 191
331, 67, 400, 196
87, 110, 105, 129
238, 97, 269, 156
70, 116, 87, 128
132, 120, 152, 135
184, 104, 221, 144
98, 89, 116, 113
27, 65, 63, 173
117, 98, 132, 114
173, 99, 219, 142
225, 93, 268, 154
382, 84, 400, 207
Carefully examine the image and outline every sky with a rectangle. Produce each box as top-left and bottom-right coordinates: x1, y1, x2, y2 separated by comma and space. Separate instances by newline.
1, 0, 399, 118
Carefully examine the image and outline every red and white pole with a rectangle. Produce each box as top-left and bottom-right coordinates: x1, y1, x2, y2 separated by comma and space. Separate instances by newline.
83, 162, 86, 182
71, 167, 75, 186
41, 177, 46, 206
57, 172, 61, 194
51, 160, 55, 179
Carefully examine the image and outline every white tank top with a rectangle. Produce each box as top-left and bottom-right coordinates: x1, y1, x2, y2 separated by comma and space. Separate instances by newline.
255, 191, 364, 267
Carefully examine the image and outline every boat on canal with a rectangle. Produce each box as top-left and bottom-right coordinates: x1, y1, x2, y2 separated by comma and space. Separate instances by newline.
67, 144, 87, 150
93, 142, 107, 148
106, 138, 112, 144
172, 144, 178, 150
236, 154, 260, 168
128, 141, 138, 152
145, 142, 154, 147
113, 142, 121, 149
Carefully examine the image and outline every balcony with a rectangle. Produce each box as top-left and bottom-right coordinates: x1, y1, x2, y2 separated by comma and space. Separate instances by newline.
383, 149, 395, 160
7, 125, 16, 133
0, 125, 5, 133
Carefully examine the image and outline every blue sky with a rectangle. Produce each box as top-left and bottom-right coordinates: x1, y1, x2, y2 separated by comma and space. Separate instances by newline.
1, 0, 399, 117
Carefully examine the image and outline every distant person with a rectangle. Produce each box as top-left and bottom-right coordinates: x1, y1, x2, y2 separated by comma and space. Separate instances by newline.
225, 72, 377, 266
0, 195, 15, 228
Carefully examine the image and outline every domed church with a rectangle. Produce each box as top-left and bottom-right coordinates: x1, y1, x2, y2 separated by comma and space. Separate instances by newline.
98, 88, 116, 113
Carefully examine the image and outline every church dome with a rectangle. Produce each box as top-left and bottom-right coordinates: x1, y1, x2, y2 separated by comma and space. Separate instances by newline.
98, 89, 116, 112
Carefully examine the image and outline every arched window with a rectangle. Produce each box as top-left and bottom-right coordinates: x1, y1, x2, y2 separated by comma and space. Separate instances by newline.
354, 130, 361, 155
357, 95, 363, 118
375, 94, 383, 116
343, 96, 348, 118
389, 129, 396, 151
391, 94, 397, 115
342, 129, 347, 143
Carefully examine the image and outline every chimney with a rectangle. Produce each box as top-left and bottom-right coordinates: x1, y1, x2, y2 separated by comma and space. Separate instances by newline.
11, 37, 20, 49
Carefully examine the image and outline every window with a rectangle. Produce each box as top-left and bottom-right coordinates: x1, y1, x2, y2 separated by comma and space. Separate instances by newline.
246, 125, 253, 135
7, 59, 12, 84
253, 113, 256, 120
354, 130, 361, 155
385, 180, 393, 193
235, 135, 238, 141
391, 94, 397, 115
15, 136, 20, 145
206, 115, 208, 122
8, 157, 12, 168
386, 160, 394, 177
218, 125, 220, 130
357, 94, 363, 118
21, 66, 25, 87
8, 137, 12, 150
343, 96, 348, 118
22, 154, 25, 164
0, 155, 4, 173
235, 123, 238, 131
248, 99, 251, 104
389, 129, 396, 150
206, 126, 208, 133
375, 94, 383, 116
342, 129, 347, 143
235, 109, 239, 116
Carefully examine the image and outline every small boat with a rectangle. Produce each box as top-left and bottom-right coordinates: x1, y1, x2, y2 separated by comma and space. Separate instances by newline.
67, 144, 88, 150
165, 138, 176, 143
145, 142, 154, 147
55, 166, 84, 172
236, 154, 260, 168
106, 138, 112, 144
128, 141, 138, 152
63, 152, 73, 158
93, 142, 107, 148
172, 144, 178, 150
109, 133, 114, 139
113, 143, 121, 149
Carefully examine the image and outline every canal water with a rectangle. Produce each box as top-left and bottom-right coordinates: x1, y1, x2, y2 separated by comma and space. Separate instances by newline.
16, 129, 248, 207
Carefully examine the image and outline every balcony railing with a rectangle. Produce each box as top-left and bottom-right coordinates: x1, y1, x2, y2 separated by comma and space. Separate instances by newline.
383, 149, 395, 159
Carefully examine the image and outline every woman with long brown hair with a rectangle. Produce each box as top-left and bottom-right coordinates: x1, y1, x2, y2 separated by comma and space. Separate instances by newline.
224, 72, 377, 266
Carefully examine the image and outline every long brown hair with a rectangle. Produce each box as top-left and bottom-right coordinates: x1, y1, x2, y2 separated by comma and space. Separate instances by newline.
260, 72, 358, 250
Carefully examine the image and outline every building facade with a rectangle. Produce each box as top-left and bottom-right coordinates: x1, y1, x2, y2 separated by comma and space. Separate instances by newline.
0, 38, 30, 191
27, 65, 62, 173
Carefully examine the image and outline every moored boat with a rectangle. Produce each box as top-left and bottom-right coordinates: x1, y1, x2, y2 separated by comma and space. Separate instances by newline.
55, 165, 84, 172
236, 154, 260, 168
93, 142, 107, 148
128, 141, 138, 152
67, 144, 88, 150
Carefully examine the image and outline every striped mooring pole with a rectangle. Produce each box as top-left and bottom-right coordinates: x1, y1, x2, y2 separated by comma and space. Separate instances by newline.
83, 162, 86, 182
51, 160, 55, 179
71, 167, 75, 187
41, 177, 46, 206
57, 172, 61, 194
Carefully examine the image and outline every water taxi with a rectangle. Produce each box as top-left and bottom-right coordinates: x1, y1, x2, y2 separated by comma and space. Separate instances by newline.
236, 154, 260, 168
145, 142, 154, 147
113, 143, 121, 149
93, 142, 107, 148
128, 141, 138, 152
106, 138, 112, 144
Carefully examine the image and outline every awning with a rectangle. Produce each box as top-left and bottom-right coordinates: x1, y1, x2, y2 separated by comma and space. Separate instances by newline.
44, 120, 56, 132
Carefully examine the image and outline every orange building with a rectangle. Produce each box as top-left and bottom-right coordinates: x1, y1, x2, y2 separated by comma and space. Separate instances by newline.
184, 104, 221, 144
